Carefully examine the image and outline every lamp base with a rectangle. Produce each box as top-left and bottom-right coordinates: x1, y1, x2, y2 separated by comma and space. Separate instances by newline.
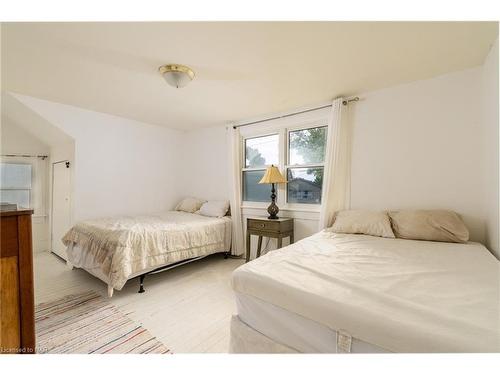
267, 201, 279, 220
267, 183, 280, 219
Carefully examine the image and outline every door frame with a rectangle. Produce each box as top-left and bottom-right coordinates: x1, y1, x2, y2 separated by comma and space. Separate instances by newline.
50, 160, 72, 257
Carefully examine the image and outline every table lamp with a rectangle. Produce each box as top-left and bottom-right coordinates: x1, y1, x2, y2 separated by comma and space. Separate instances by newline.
258, 165, 287, 219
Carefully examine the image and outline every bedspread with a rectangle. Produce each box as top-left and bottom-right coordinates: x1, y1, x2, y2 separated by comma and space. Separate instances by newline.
63, 211, 231, 289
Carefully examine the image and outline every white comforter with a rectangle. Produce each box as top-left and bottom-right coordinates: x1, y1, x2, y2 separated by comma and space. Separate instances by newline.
231, 231, 500, 352
64, 211, 232, 290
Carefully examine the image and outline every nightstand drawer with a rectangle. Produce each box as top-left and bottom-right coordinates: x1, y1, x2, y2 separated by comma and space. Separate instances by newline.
248, 219, 280, 232
245, 217, 294, 262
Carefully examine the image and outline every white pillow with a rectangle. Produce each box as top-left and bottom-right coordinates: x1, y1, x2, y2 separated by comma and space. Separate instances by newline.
175, 197, 206, 213
327, 209, 395, 238
199, 200, 230, 218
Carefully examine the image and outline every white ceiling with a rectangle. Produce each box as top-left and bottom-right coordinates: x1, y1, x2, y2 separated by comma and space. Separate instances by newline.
1, 22, 497, 130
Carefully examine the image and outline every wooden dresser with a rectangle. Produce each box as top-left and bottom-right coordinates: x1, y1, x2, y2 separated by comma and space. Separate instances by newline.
0, 209, 35, 354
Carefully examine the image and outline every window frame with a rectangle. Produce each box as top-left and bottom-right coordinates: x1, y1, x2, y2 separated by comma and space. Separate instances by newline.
240, 119, 328, 212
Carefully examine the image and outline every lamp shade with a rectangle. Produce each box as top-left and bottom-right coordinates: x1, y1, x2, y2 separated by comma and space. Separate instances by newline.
259, 165, 287, 184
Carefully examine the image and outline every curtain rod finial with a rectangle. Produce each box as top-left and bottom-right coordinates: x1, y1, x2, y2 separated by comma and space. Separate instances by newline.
342, 96, 360, 106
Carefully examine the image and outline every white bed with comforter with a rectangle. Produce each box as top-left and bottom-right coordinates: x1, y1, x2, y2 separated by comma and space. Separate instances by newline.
63, 211, 232, 297
230, 231, 500, 353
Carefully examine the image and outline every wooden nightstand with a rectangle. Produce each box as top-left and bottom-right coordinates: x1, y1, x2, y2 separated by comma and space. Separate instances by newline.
246, 217, 294, 262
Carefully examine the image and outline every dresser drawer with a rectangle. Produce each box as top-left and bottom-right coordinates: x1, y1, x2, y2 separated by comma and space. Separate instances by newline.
1, 209, 35, 354
0, 217, 19, 258
248, 219, 281, 232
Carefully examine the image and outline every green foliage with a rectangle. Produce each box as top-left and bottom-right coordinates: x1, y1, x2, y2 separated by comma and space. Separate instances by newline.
246, 146, 266, 167
290, 127, 326, 186
306, 168, 323, 186
289, 127, 326, 165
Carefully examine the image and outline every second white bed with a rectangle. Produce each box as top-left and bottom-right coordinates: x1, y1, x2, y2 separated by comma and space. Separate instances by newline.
231, 231, 500, 353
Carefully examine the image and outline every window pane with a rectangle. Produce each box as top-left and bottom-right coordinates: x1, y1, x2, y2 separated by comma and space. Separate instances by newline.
245, 134, 279, 168
0, 163, 32, 189
243, 170, 273, 202
287, 167, 323, 204
289, 127, 327, 165
0, 189, 30, 208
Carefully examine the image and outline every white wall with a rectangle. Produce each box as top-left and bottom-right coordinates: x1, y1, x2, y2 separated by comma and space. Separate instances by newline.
183, 64, 499, 257
180, 126, 229, 200
481, 38, 499, 257
0, 118, 50, 252
351, 67, 488, 244
12, 94, 184, 222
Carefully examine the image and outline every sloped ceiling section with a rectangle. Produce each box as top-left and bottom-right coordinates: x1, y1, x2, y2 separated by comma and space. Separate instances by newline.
1, 22, 498, 130
1, 91, 74, 147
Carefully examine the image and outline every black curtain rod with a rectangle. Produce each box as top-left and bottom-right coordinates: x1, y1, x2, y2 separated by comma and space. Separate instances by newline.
1, 154, 48, 160
232, 97, 359, 129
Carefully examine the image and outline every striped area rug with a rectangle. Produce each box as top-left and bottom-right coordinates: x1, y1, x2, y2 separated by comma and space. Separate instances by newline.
35, 291, 170, 354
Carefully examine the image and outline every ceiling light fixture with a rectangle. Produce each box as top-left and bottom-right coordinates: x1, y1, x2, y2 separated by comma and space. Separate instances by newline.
159, 64, 195, 88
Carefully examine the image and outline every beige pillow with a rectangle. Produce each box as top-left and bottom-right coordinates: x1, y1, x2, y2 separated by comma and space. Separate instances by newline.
175, 197, 206, 213
327, 210, 395, 238
388, 209, 469, 243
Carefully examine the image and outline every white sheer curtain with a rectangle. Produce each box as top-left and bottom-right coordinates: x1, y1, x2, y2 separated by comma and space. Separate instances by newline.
318, 98, 352, 229
227, 126, 244, 255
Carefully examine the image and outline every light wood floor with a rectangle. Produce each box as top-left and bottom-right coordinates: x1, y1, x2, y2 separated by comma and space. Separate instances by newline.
34, 251, 245, 353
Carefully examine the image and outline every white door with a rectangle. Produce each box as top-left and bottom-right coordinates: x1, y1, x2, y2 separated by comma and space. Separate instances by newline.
51, 161, 71, 260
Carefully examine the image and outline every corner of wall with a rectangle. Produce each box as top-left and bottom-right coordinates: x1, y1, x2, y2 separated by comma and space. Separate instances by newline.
481, 36, 499, 258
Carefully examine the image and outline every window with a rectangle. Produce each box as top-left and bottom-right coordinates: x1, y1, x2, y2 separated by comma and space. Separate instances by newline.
286, 126, 327, 204
287, 167, 324, 204
245, 134, 279, 168
0, 163, 33, 208
242, 134, 278, 202
241, 125, 327, 206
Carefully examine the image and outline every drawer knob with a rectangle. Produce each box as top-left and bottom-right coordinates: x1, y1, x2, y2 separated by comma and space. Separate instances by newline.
260, 223, 265, 228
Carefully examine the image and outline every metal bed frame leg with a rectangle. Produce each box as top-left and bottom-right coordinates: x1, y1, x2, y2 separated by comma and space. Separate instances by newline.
135, 253, 230, 295
138, 274, 146, 293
